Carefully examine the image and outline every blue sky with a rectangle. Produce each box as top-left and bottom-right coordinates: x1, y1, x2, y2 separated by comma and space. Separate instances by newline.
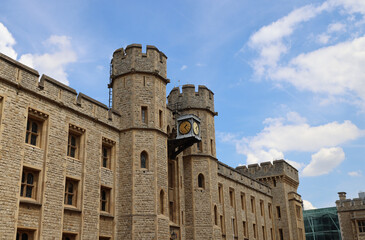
1, 0, 364, 209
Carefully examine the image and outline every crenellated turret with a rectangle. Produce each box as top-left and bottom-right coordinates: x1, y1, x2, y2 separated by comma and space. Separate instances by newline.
167, 85, 217, 116
111, 44, 168, 85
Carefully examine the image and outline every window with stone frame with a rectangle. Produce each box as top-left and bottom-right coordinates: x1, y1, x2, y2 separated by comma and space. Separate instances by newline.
141, 106, 148, 123
67, 124, 84, 159
358, 220, 365, 233
296, 205, 302, 219
140, 151, 148, 169
62, 233, 77, 240
101, 137, 115, 169
100, 186, 111, 213
198, 173, 205, 189
16, 229, 34, 240
20, 167, 39, 200
25, 108, 48, 147
64, 178, 79, 207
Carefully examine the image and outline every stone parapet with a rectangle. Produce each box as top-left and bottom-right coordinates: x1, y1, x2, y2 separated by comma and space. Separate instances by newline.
111, 44, 168, 83
236, 160, 299, 183
217, 161, 272, 196
0, 53, 121, 129
167, 84, 216, 115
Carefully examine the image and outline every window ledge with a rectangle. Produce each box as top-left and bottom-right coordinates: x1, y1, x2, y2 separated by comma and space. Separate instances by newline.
25, 143, 42, 150
64, 206, 82, 213
100, 212, 114, 218
19, 198, 42, 206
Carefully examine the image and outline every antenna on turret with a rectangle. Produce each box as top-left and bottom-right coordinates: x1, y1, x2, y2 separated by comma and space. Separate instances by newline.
108, 59, 113, 108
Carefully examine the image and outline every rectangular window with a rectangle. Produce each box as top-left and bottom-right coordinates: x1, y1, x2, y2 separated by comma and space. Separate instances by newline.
251, 196, 255, 213
253, 223, 257, 238
268, 203, 272, 219
20, 167, 39, 200
358, 220, 365, 233
64, 178, 78, 207
260, 200, 264, 216
262, 226, 266, 240
17, 229, 35, 240
101, 137, 114, 169
242, 221, 247, 237
25, 117, 42, 146
229, 188, 235, 207
220, 215, 225, 234
141, 106, 148, 123
218, 184, 223, 204
241, 193, 246, 210
67, 124, 84, 159
62, 233, 77, 240
100, 186, 111, 213
232, 218, 237, 236
102, 145, 111, 169
276, 206, 281, 219
210, 139, 214, 155
279, 229, 284, 240
25, 108, 48, 147
296, 205, 302, 219
159, 110, 163, 128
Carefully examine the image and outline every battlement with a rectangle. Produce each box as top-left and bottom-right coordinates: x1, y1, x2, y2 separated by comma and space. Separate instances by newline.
217, 161, 272, 196
167, 84, 217, 115
110, 44, 168, 85
336, 192, 365, 210
236, 160, 299, 183
0, 53, 121, 129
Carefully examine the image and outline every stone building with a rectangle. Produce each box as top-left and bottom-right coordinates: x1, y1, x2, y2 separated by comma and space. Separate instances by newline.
336, 192, 365, 240
0, 44, 305, 240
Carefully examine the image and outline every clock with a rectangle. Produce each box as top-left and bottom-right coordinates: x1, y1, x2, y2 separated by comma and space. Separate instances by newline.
193, 121, 199, 135
179, 120, 191, 135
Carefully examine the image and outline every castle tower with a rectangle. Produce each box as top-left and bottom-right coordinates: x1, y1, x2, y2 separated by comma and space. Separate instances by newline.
167, 85, 218, 239
237, 160, 306, 240
110, 44, 170, 239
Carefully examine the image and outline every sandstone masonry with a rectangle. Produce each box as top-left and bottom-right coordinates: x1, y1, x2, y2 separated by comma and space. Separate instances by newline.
0, 44, 305, 240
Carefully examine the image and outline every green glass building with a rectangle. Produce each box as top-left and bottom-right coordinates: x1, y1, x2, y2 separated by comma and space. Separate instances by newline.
303, 207, 341, 240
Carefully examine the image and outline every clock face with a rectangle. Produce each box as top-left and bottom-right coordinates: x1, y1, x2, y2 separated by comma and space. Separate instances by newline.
179, 120, 191, 135
193, 121, 199, 135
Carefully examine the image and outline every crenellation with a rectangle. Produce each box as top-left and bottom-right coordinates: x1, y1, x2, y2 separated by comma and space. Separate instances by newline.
111, 44, 168, 82
237, 160, 299, 183
167, 84, 216, 115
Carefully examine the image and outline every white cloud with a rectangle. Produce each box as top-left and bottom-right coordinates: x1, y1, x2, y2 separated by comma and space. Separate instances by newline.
19, 35, 77, 85
0, 22, 17, 59
348, 171, 362, 177
181, 65, 187, 70
248, 3, 329, 76
270, 36, 365, 106
196, 63, 206, 67
330, 0, 365, 15
328, 22, 346, 33
317, 34, 330, 44
303, 200, 316, 210
302, 147, 345, 176
218, 112, 363, 173
0, 22, 76, 85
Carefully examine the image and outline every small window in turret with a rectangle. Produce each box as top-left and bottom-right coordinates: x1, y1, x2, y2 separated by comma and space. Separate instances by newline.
141, 106, 148, 123
140, 151, 148, 169
198, 173, 205, 189
197, 141, 202, 152
159, 110, 163, 128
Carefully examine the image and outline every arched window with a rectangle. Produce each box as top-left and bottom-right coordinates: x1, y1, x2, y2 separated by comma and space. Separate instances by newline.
214, 205, 218, 225
198, 173, 205, 189
141, 151, 148, 169
160, 190, 164, 214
